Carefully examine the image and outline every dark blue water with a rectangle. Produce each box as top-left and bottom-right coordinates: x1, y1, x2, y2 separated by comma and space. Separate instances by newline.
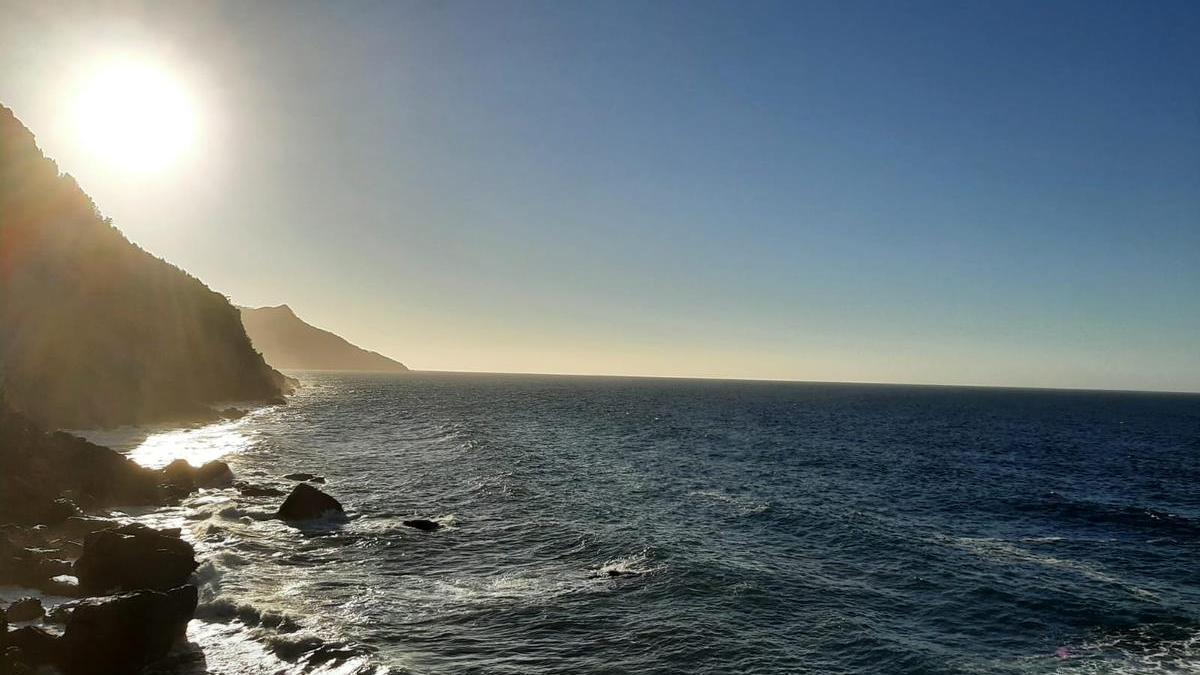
113, 373, 1200, 674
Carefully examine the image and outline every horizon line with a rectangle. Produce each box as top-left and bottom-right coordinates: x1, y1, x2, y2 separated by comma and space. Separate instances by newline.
288, 367, 1200, 397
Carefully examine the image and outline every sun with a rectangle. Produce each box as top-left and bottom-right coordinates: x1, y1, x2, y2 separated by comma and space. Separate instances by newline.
72, 59, 198, 172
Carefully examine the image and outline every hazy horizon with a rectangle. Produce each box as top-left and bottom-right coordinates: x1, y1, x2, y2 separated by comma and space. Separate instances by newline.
2, 0, 1197, 392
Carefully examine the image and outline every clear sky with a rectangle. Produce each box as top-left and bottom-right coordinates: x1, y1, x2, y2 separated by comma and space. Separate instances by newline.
2, 0, 1198, 391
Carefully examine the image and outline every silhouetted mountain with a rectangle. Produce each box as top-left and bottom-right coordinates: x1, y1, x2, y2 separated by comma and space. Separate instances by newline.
240, 305, 409, 373
0, 104, 288, 428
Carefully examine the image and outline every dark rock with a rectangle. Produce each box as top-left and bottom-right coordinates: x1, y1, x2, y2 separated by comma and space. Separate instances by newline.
59, 516, 115, 540
283, 473, 325, 483
0, 534, 80, 595
219, 407, 247, 420
161, 459, 197, 495
195, 460, 234, 488
402, 519, 441, 532
0, 408, 163, 524
276, 484, 345, 521
44, 498, 81, 525
61, 585, 197, 675
5, 598, 43, 622
74, 524, 197, 594
45, 603, 74, 625
4, 626, 60, 667
236, 482, 286, 498
0, 647, 33, 675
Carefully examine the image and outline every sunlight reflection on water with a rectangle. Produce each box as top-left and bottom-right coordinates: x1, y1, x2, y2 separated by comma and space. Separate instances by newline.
126, 420, 252, 469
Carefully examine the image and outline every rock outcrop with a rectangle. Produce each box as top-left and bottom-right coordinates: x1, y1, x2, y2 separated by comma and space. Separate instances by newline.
74, 524, 198, 595
277, 483, 345, 521
4, 598, 42, 622
61, 585, 198, 675
0, 407, 162, 526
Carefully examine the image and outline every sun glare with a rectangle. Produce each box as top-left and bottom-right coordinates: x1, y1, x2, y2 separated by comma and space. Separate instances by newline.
72, 59, 198, 172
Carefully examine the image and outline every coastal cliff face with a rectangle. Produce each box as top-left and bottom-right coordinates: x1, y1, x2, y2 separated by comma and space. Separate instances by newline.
0, 104, 287, 428
240, 304, 409, 373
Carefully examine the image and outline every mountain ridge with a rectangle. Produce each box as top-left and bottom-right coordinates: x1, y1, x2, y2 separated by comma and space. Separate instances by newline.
0, 103, 288, 428
239, 304, 409, 373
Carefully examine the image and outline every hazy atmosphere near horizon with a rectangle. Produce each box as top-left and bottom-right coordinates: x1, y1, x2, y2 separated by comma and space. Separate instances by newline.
1, 0, 1198, 391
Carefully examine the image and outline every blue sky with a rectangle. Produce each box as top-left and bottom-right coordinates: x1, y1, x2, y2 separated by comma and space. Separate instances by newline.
2, 0, 1198, 390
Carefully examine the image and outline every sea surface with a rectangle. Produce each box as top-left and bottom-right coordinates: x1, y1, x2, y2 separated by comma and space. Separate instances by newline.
84, 373, 1200, 674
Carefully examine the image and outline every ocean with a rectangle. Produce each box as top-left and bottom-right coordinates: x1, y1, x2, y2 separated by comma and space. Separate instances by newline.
85, 372, 1200, 674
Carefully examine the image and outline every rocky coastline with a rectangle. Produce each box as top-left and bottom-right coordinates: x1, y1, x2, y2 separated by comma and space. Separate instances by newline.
0, 405, 341, 674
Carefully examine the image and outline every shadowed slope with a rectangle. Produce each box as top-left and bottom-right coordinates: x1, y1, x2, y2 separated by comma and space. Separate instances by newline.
0, 104, 287, 428
240, 305, 408, 373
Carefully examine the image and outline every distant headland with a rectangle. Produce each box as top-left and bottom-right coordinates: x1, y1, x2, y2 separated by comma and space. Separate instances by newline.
239, 304, 409, 373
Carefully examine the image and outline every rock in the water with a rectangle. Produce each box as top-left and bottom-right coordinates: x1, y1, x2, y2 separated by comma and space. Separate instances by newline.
160, 459, 197, 495
195, 460, 234, 488
236, 482, 286, 497
5, 597, 43, 622
219, 407, 246, 420
61, 585, 197, 675
402, 519, 441, 532
282, 472, 325, 483
74, 523, 197, 594
276, 483, 345, 521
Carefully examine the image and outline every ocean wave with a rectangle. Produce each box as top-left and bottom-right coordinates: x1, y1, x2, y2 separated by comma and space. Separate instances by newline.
687, 489, 772, 516
938, 535, 1162, 602
1015, 493, 1200, 539
594, 548, 664, 578
1054, 622, 1200, 673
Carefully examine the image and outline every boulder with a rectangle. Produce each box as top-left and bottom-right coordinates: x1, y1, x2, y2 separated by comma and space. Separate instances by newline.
74, 524, 197, 594
195, 460, 234, 488
61, 585, 197, 675
276, 484, 344, 521
402, 519, 441, 532
161, 459, 197, 495
283, 473, 325, 483
219, 407, 246, 420
4, 626, 60, 668
5, 598, 43, 622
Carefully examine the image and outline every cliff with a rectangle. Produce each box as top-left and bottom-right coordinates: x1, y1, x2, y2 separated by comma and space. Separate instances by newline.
0, 104, 288, 428
239, 305, 409, 373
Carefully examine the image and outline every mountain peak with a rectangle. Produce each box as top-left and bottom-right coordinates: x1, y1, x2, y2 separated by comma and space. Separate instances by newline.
240, 305, 408, 373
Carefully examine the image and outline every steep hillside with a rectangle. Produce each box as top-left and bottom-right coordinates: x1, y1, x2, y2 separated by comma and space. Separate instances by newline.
0, 104, 288, 428
240, 305, 409, 372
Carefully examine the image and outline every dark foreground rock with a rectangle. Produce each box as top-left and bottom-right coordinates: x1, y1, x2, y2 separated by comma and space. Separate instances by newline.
74, 523, 198, 594
0, 407, 162, 525
402, 519, 441, 532
4, 598, 43, 622
61, 585, 198, 675
0, 533, 77, 596
277, 483, 345, 521
4, 625, 58, 668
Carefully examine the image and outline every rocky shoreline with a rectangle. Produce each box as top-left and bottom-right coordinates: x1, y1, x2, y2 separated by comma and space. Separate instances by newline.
0, 405, 342, 674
